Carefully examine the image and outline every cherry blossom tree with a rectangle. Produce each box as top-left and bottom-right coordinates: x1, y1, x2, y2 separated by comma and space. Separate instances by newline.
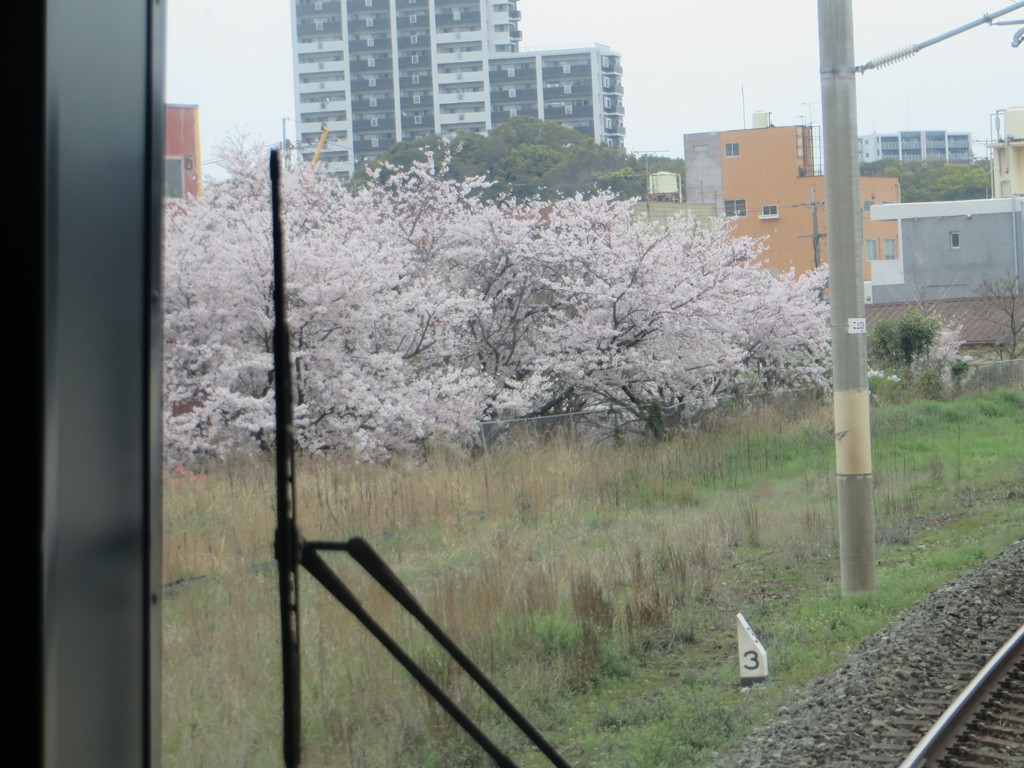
164, 146, 831, 460
734, 265, 831, 392
165, 150, 496, 461
164, 146, 278, 458
518, 199, 830, 434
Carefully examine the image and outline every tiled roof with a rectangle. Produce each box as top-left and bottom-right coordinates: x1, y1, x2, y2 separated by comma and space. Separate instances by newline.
866, 296, 1016, 346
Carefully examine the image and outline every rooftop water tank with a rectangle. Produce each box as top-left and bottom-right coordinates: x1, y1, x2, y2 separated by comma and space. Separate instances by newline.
1004, 105, 1024, 139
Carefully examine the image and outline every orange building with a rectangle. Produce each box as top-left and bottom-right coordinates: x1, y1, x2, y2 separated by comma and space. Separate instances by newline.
164, 104, 202, 199
684, 121, 900, 276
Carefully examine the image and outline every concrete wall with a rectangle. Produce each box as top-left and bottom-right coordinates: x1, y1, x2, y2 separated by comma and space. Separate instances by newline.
683, 131, 724, 212
871, 198, 1024, 303
631, 200, 716, 227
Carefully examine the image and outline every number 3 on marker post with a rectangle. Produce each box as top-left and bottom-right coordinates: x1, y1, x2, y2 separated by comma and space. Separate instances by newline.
736, 613, 768, 686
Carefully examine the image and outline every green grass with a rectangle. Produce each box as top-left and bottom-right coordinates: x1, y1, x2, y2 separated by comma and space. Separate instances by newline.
162, 388, 1024, 768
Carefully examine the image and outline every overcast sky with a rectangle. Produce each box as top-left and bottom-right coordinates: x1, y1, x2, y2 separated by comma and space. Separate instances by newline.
166, 0, 1022, 173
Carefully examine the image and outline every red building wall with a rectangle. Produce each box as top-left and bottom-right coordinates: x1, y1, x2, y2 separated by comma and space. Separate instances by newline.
164, 104, 202, 198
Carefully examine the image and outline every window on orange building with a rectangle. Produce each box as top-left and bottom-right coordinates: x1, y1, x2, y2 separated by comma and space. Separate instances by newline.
724, 199, 746, 217
725, 142, 740, 157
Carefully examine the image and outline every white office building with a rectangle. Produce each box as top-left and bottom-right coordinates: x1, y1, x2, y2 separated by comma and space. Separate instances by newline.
858, 130, 973, 164
291, 0, 625, 178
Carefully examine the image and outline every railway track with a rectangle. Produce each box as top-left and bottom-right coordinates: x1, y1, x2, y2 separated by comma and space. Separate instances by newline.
711, 540, 1024, 768
899, 624, 1024, 767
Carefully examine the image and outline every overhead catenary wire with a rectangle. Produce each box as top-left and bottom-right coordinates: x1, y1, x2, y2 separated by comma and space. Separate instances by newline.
857, 1, 1024, 72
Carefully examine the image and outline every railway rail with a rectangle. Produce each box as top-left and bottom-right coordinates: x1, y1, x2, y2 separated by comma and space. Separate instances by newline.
899, 624, 1024, 767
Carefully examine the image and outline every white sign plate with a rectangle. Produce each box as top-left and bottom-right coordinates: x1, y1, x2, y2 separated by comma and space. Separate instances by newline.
737, 613, 768, 686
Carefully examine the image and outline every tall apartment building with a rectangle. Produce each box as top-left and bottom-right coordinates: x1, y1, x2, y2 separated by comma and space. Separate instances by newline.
291, 0, 625, 178
858, 130, 973, 164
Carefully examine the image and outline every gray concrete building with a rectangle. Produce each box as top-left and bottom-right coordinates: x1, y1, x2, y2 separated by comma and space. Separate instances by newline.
869, 198, 1024, 303
290, 0, 624, 178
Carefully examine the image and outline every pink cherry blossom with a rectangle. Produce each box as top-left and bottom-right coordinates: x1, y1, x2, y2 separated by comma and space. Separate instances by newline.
164, 145, 830, 461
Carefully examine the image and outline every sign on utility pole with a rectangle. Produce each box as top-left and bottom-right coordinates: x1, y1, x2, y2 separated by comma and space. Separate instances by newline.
817, 0, 876, 595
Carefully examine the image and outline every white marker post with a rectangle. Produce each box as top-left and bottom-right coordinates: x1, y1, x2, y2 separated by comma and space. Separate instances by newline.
736, 613, 768, 686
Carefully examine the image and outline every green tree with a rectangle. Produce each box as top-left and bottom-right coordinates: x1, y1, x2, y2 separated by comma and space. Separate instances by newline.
491, 143, 566, 197
597, 167, 646, 199
867, 308, 972, 399
541, 142, 633, 197
860, 160, 991, 202
868, 308, 941, 373
357, 116, 686, 202
486, 115, 586, 150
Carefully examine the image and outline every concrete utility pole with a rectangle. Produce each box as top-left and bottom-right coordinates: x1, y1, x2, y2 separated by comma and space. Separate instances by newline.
816, 0, 1024, 596
817, 0, 876, 594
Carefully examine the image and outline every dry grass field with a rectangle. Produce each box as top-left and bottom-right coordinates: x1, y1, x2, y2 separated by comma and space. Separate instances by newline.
163, 387, 1024, 768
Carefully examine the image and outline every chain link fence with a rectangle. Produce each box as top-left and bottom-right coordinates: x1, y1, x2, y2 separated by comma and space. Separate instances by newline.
967, 358, 1024, 390
477, 360, 1023, 453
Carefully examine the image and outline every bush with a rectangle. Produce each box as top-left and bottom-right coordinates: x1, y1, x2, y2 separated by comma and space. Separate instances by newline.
868, 308, 969, 400
868, 309, 940, 372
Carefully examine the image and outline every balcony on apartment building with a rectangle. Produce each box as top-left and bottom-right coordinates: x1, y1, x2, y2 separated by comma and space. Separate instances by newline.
395, 14, 430, 31
350, 94, 396, 111
297, 56, 346, 73
300, 126, 348, 143
296, 0, 341, 14
353, 115, 396, 132
436, 9, 482, 26
302, 119, 350, 135
489, 66, 537, 84
435, 48, 485, 66
298, 77, 348, 94
353, 136, 395, 154
351, 72, 394, 90
541, 63, 590, 79
436, 69, 484, 87
399, 92, 434, 108
491, 106, 539, 124
296, 20, 344, 36
395, 33, 431, 52
490, 86, 538, 104
438, 107, 488, 125
438, 90, 485, 106
295, 38, 345, 54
